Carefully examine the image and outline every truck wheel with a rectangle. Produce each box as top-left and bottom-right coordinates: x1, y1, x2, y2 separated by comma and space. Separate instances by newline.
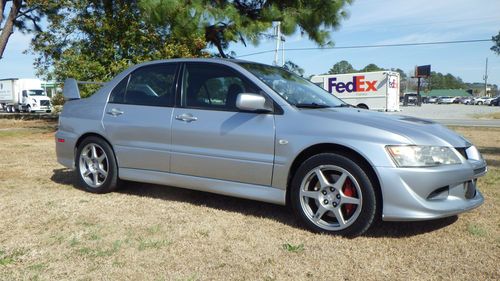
6, 105, 12, 113
357, 104, 369, 110
76, 136, 119, 193
290, 153, 377, 237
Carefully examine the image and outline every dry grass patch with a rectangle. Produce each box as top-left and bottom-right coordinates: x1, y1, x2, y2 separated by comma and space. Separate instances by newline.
0, 120, 499, 281
472, 111, 500, 119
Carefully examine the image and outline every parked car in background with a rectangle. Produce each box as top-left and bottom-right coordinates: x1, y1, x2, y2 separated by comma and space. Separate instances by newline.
484, 97, 495, 106
427, 96, 438, 103
55, 58, 486, 237
459, 97, 473, 105
437, 96, 456, 104
489, 96, 500, 106
473, 97, 489, 105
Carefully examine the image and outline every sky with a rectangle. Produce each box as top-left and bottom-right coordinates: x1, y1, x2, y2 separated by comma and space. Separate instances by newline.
1, 0, 499, 86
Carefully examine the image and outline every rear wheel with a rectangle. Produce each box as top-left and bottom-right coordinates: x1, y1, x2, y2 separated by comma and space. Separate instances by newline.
290, 153, 377, 237
357, 104, 369, 110
76, 136, 119, 193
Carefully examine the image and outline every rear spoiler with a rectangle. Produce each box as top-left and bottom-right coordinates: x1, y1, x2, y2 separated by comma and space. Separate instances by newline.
62, 78, 105, 101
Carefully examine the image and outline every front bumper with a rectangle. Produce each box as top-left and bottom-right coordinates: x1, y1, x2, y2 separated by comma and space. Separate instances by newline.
377, 159, 486, 221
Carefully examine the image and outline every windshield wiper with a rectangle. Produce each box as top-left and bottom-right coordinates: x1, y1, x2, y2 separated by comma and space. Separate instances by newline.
295, 103, 331, 109
334, 103, 355, 108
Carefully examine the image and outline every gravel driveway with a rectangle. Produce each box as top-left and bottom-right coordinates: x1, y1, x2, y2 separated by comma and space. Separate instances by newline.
387, 104, 500, 127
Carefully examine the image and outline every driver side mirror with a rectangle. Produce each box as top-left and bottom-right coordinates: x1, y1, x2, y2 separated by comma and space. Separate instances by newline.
236, 93, 272, 113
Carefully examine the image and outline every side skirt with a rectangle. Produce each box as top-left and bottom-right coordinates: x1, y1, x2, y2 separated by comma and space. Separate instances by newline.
119, 168, 286, 205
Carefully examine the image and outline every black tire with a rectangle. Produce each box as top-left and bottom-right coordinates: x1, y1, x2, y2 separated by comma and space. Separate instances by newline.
75, 136, 119, 193
290, 153, 377, 237
357, 104, 369, 110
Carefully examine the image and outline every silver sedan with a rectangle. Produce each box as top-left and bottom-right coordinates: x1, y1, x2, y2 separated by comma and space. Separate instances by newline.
56, 59, 486, 236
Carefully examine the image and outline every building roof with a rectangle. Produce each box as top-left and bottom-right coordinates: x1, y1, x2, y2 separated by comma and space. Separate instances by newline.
422, 89, 471, 97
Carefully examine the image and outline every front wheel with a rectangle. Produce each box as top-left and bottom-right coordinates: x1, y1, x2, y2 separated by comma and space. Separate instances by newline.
76, 136, 119, 193
290, 153, 377, 237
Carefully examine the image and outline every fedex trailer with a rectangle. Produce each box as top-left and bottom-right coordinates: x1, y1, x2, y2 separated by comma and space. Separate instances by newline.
0, 78, 52, 113
310, 71, 400, 111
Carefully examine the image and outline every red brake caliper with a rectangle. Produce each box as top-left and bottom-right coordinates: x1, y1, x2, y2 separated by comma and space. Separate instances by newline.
342, 178, 357, 216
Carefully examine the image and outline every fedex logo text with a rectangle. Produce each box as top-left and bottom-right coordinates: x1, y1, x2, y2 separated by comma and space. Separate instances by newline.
327, 76, 377, 93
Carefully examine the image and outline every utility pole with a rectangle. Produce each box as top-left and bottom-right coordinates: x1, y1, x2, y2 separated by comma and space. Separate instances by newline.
274, 22, 281, 66
273, 22, 285, 66
483, 57, 488, 97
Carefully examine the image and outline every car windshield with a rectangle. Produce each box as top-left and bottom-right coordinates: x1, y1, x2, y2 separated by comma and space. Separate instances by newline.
28, 90, 45, 96
238, 62, 346, 108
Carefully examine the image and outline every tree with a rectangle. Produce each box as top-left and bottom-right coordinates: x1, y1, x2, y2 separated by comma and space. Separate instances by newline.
140, 0, 354, 58
427, 71, 465, 89
0, 0, 52, 59
491, 31, 500, 55
361, 63, 384, 72
328, 60, 355, 74
283, 60, 304, 77
30, 0, 207, 91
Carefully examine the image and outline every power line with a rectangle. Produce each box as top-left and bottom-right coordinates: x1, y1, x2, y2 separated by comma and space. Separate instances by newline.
236, 39, 492, 58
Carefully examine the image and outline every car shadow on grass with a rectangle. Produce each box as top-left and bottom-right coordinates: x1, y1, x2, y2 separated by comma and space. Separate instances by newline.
365, 216, 458, 238
52, 168, 460, 238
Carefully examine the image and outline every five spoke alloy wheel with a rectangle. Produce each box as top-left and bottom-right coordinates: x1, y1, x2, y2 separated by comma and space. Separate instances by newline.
299, 165, 362, 231
291, 153, 377, 237
79, 143, 109, 188
76, 136, 118, 193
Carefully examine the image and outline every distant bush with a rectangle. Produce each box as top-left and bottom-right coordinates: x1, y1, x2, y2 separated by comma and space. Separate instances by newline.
51, 93, 65, 106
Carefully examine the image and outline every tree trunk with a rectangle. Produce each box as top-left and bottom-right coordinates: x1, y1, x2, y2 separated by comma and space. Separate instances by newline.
0, 0, 22, 60
0, 0, 8, 24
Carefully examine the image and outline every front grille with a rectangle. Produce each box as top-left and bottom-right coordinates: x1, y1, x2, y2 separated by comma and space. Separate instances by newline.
40, 100, 50, 106
455, 147, 468, 159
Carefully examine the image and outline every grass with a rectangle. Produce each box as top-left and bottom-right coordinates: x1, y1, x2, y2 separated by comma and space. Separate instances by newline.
0, 119, 499, 280
472, 112, 500, 119
281, 243, 304, 253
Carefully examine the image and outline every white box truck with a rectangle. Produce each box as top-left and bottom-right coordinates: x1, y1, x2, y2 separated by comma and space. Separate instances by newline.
310, 71, 400, 111
0, 78, 52, 113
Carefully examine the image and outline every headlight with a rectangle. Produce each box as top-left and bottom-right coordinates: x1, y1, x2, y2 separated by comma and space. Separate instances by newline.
386, 145, 463, 167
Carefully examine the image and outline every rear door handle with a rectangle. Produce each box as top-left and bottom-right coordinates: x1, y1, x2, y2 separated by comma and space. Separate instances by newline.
107, 108, 124, 116
175, 113, 197, 122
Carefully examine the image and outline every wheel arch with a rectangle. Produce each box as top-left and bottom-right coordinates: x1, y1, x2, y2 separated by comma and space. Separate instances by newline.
356, 103, 369, 110
286, 143, 382, 215
74, 132, 116, 167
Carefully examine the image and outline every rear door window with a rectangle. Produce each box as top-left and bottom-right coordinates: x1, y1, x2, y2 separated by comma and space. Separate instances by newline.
109, 63, 178, 107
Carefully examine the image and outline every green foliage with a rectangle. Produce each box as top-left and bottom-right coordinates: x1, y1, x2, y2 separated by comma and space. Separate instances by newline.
491, 31, 500, 55
428, 71, 466, 89
140, 0, 354, 57
328, 60, 355, 74
50, 92, 65, 106
30, 0, 208, 87
361, 63, 384, 72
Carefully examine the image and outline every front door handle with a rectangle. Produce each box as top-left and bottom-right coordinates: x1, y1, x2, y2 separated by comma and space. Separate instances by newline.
175, 113, 198, 122
107, 108, 124, 116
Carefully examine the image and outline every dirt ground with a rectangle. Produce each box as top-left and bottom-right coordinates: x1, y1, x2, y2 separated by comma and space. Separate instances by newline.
0, 119, 498, 281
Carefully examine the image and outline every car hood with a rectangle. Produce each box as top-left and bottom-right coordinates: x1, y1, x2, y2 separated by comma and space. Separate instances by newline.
298, 107, 470, 147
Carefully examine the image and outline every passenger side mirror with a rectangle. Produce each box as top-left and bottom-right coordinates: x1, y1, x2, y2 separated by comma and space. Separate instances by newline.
236, 93, 272, 113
